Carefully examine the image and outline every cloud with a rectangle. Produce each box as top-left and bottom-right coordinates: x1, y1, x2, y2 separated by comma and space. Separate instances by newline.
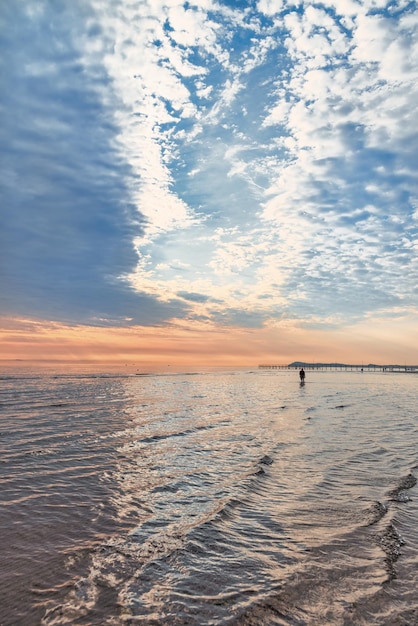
115, 3, 415, 320
0, 1, 190, 325
257, 0, 285, 16
256, 2, 418, 321
1, 0, 418, 340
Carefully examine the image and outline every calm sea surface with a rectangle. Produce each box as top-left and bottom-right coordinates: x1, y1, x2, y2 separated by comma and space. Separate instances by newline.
1, 364, 418, 625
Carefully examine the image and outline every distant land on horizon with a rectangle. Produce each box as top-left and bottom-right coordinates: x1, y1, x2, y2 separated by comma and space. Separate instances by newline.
288, 361, 418, 369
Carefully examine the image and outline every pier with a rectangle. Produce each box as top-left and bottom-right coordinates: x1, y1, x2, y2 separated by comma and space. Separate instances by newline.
258, 364, 418, 373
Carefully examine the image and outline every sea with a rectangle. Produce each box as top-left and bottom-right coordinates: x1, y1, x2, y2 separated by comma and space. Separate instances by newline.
1, 362, 418, 626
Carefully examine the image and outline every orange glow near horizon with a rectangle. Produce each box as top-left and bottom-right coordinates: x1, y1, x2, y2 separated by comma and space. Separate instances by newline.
0, 314, 417, 368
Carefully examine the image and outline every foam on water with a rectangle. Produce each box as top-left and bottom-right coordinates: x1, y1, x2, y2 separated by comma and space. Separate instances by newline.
1, 365, 418, 625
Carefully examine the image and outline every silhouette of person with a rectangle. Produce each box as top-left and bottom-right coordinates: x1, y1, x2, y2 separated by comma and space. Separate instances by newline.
299, 368, 305, 382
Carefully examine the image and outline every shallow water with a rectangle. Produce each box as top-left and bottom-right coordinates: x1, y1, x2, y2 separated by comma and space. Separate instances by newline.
1, 365, 418, 625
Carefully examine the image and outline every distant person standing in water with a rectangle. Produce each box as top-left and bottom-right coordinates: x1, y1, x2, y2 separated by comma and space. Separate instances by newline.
299, 368, 305, 382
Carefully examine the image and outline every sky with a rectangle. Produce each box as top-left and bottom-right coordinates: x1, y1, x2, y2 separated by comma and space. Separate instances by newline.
1, 0, 418, 366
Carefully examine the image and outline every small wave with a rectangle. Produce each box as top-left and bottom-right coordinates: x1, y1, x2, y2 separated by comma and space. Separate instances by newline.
152, 482, 182, 494
253, 454, 274, 476
378, 523, 405, 581
29, 448, 56, 457
139, 428, 195, 444
259, 454, 274, 466
364, 474, 416, 528
364, 501, 388, 527
388, 473, 417, 502
201, 456, 277, 522
364, 473, 416, 582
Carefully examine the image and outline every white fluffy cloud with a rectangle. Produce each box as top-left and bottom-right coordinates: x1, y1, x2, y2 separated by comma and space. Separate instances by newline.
94, 0, 418, 326
2, 0, 418, 330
